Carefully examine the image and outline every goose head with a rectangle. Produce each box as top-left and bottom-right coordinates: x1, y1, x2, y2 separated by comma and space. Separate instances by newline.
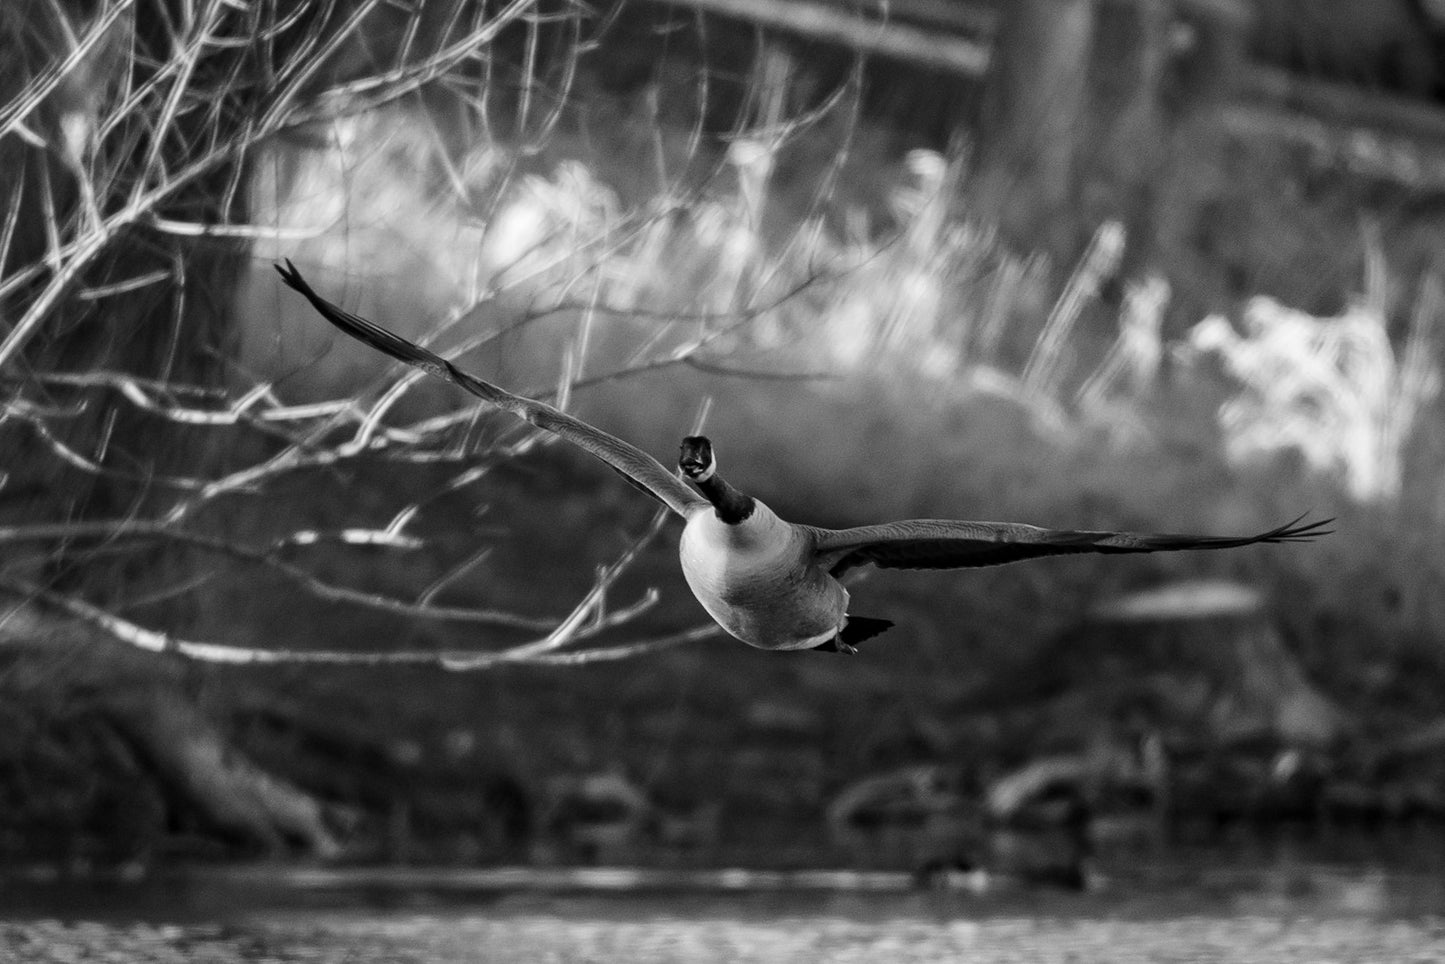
679, 435, 754, 524
678, 435, 716, 482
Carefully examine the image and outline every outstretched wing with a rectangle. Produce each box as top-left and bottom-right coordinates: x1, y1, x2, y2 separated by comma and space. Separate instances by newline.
276, 261, 705, 517
811, 514, 1331, 577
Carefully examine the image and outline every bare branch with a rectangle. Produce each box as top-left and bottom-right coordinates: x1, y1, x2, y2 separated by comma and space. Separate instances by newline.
440, 504, 673, 668
0, 563, 707, 670
0, 518, 560, 631
0, 0, 137, 140
502, 623, 720, 665
639, 0, 990, 76
3, 1, 781, 682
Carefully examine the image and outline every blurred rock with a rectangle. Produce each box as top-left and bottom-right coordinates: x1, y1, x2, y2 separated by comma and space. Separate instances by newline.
538, 770, 652, 864
827, 764, 983, 870
1076, 579, 1347, 747
535, 769, 721, 865
1089, 578, 1264, 621
985, 734, 1167, 886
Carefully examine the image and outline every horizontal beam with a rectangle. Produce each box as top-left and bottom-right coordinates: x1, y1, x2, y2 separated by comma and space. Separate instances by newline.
641, 0, 992, 76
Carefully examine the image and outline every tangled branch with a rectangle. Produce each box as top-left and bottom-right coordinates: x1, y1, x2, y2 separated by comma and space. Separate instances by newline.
2, 0, 753, 669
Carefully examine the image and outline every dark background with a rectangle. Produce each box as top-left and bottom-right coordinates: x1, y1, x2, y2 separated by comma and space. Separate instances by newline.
1, 0, 1443, 876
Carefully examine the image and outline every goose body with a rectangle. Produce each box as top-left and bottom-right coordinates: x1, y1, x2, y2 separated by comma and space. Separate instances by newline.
277, 262, 1331, 655
679, 496, 850, 650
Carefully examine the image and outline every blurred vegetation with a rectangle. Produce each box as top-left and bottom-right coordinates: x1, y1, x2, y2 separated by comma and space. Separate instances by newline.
1, 0, 1444, 871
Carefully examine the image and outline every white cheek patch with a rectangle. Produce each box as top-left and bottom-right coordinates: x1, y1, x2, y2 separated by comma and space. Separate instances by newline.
694, 459, 716, 482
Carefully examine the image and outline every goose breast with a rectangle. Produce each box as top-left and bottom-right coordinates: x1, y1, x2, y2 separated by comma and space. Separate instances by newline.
679, 501, 846, 650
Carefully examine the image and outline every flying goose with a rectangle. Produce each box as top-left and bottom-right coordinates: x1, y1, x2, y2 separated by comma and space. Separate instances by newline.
275, 261, 1330, 655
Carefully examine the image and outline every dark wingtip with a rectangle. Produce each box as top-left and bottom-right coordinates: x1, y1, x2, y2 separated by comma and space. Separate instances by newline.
274, 259, 326, 307
1265, 514, 1335, 543
810, 616, 895, 653
273, 258, 302, 288
273, 261, 466, 385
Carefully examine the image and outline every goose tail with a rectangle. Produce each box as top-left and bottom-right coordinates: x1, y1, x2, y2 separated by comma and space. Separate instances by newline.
813, 615, 895, 654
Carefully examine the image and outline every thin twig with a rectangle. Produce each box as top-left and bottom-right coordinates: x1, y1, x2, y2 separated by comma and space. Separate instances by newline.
0, 574, 704, 669
0, 519, 563, 630
440, 504, 673, 668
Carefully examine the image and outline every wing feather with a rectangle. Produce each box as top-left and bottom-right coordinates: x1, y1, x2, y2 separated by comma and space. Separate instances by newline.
811, 515, 1332, 576
276, 261, 704, 517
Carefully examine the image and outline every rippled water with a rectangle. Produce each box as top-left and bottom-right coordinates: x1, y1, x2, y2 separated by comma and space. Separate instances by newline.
12, 911, 1443, 964
4, 862, 1444, 963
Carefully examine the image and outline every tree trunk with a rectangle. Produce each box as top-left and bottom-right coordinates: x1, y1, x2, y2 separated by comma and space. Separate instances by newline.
974, 0, 1098, 253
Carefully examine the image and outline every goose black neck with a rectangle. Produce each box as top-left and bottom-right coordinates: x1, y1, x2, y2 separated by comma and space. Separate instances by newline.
697, 475, 755, 525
